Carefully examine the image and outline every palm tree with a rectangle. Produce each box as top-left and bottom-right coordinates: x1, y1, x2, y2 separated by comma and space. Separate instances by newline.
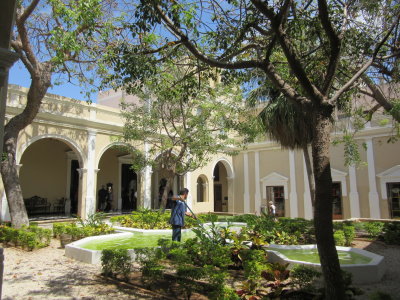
249, 88, 316, 207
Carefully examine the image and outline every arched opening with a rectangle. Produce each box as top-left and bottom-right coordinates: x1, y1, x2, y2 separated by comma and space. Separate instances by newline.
19, 137, 83, 217
213, 161, 230, 212
196, 175, 208, 203
97, 145, 138, 212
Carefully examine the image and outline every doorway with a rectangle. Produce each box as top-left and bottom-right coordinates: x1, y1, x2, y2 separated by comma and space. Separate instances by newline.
214, 184, 223, 212
332, 182, 343, 219
69, 160, 79, 215
121, 164, 137, 211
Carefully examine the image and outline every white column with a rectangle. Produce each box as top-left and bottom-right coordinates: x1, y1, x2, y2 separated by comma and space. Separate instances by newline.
227, 177, 234, 213
142, 142, 152, 209
289, 150, 298, 218
85, 130, 97, 217
348, 165, 361, 218
365, 138, 380, 218
185, 172, 193, 209
254, 151, 262, 214
0, 192, 10, 222
243, 152, 250, 213
302, 154, 313, 220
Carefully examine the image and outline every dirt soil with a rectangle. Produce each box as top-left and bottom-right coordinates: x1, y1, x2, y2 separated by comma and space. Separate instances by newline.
2, 238, 399, 299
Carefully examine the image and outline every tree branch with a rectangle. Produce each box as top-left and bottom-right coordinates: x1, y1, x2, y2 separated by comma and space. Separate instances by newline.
318, 0, 343, 94
154, 4, 263, 70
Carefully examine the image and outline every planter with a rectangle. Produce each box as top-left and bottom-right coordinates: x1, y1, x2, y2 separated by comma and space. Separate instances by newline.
60, 233, 73, 248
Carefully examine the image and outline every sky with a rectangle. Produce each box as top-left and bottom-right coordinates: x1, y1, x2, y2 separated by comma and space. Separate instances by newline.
9, 61, 96, 102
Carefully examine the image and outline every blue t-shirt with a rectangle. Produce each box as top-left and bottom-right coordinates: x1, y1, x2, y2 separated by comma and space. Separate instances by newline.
169, 200, 187, 226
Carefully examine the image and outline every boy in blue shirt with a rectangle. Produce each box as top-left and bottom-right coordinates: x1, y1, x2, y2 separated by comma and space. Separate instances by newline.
169, 188, 193, 241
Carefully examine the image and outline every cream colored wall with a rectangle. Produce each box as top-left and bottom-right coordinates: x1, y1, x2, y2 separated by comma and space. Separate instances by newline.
19, 139, 70, 208
232, 154, 245, 213
373, 136, 400, 219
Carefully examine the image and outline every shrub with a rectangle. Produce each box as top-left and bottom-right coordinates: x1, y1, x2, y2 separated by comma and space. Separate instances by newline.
343, 225, 356, 246
291, 264, 321, 290
334, 230, 346, 246
0, 225, 51, 250
363, 222, 384, 239
383, 222, 400, 245
369, 290, 393, 300
101, 249, 132, 280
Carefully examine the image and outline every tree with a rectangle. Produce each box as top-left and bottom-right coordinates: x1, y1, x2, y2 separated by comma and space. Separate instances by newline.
2, 0, 122, 228
114, 54, 258, 209
249, 89, 315, 207
109, 1, 400, 298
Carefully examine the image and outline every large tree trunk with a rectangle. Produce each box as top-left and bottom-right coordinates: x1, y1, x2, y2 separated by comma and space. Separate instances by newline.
1, 63, 51, 228
302, 144, 315, 208
312, 110, 345, 299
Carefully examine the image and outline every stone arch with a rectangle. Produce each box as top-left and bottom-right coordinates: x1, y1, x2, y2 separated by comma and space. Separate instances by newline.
211, 157, 234, 179
212, 157, 234, 212
96, 141, 134, 169
18, 133, 85, 168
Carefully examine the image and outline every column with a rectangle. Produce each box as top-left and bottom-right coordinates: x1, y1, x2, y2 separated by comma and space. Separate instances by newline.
348, 165, 361, 218
185, 171, 193, 209
227, 177, 234, 213
243, 152, 250, 213
289, 150, 298, 218
142, 142, 152, 209
85, 130, 97, 218
365, 138, 380, 218
302, 154, 313, 219
254, 151, 261, 214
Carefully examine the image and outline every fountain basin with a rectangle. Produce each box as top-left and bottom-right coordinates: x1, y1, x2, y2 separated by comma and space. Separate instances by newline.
266, 244, 385, 284
65, 222, 246, 264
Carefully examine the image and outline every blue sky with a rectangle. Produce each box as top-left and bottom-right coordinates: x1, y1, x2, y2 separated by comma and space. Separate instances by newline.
9, 61, 95, 102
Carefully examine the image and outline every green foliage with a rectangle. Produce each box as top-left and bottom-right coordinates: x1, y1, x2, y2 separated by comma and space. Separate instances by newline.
343, 225, 356, 246
101, 249, 132, 281
369, 290, 393, 300
363, 222, 384, 239
111, 209, 173, 229
53, 213, 114, 242
291, 265, 321, 290
0, 225, 51, 251
334, 230, 346, 246
383, 222, 400, 245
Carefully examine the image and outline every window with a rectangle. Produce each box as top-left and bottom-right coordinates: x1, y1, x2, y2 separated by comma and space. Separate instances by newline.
197, 176, 207, 202
266, 186, 285, 217
387, 182, 400, 218
332, 182, 343, 219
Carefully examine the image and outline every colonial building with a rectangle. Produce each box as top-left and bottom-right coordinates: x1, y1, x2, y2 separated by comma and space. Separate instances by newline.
1, 85, 399, 221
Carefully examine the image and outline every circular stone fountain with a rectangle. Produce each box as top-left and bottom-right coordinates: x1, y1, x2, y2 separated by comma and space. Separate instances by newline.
266, 244, 385, 284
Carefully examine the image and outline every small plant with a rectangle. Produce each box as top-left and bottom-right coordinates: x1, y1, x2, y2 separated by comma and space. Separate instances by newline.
369, 290, 393, 300
363, 222, 384, 239
290, 264, 321, 290
334, 230, 346, 246
343, 225, 356, 246
101, 249, 132, 281
383, 222, 400, 245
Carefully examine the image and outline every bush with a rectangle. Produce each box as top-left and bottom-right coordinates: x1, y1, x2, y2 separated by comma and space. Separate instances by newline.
383, 222, 400, 245
101, 249, 132, 280
0, 225, 51, 250
334, 230, 346, 246
363, 222, 384, 239
290, 264, 321, 290
369, 290, 393, 300
343, 225, 356, 246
